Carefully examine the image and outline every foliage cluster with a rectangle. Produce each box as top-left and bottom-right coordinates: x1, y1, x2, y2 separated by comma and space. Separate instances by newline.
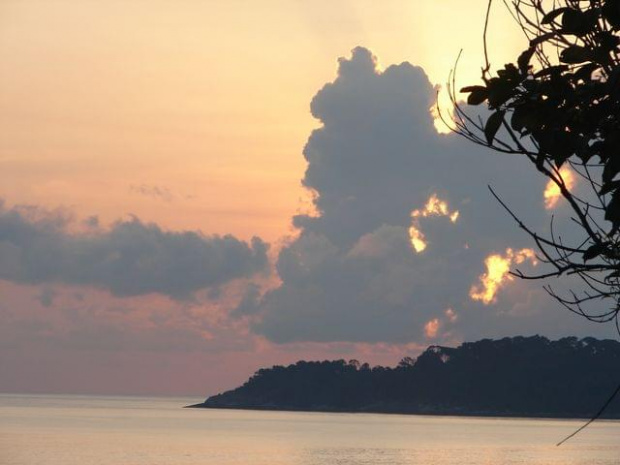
453, 0, 620, 327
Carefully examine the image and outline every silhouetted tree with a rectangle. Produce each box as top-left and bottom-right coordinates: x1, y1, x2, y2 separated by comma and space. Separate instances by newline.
348, 359, 361, 370
397, 356, 416, 368
450, 0, 620, 331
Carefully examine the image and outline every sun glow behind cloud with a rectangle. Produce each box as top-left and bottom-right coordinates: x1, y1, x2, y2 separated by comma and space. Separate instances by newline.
470, 248, 537, 305
544, 166, 576, 210
445, 308, 458, 323
430, 89, 456, 134
424, 318, 441, 339
409, 194, 459, 252
424, 309, 458, 339
409, 228, 428, 253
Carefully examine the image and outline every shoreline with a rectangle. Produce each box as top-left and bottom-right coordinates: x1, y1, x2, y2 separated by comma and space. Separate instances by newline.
184, 402, 620, 421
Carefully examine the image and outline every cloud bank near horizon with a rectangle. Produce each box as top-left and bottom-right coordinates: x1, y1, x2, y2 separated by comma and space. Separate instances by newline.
0, 201, 268, 299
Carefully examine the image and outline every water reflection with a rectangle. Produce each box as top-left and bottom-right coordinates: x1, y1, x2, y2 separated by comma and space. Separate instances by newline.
1, 394, 619, 465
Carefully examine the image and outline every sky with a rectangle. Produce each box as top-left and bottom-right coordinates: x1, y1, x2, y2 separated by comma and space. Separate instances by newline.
0, 0, 617, 397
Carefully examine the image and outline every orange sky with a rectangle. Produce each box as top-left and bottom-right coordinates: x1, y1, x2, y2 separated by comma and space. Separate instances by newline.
0, 0, 524, 242
4, 1, 570, 397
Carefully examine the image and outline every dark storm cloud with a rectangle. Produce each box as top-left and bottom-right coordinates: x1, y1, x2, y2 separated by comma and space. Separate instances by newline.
229, 283, 262, 319
249, 47, 611, 344
0, 201, 268, 299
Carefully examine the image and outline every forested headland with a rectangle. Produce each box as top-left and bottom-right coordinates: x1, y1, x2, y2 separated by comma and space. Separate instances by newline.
190, 336, 620, 418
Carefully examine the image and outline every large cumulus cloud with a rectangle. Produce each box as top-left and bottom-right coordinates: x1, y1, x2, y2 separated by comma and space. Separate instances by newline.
0, 201, 268, 299
248, 47, 612, 344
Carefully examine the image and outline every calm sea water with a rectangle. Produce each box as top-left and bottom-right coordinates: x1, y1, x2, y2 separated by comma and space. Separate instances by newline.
1, 393, 619, 465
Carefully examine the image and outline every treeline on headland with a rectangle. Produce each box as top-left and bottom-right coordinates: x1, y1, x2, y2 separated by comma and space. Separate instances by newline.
190, 336, 620, 418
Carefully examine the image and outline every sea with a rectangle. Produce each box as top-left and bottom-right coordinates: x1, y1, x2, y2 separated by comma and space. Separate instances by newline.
1, 393, 619, 465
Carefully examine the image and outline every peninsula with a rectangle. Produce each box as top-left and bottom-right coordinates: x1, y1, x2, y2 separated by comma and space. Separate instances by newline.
189, 336, 620, 419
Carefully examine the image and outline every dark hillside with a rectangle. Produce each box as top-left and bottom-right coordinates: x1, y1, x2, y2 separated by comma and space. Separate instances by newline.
191, 336, 620, 418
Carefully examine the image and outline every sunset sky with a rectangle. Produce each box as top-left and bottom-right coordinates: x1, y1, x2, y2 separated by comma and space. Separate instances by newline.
1, 0, 615, 397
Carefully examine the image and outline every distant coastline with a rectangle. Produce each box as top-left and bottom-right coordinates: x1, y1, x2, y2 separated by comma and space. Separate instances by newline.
189, 336, 620, 420
186, 401, 620, 421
